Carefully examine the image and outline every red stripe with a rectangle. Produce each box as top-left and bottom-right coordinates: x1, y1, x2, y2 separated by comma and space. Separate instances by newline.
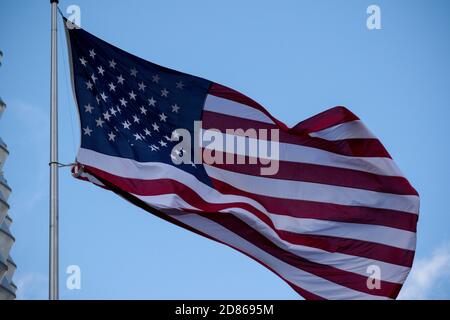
73, 171, 110, 190
82, 164, 401, 298
208, 83, 359, 135
205, 150, 418, 196
276, 231, 415, 270
290, 106, 359, 135
82, 164, 415, 267
202, 110, 391, 158
209, 83, 288, 130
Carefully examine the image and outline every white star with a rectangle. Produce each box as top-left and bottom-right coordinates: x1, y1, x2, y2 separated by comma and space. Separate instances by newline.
116, 106, 122, 114
83, 126, 92, 136
152, 74, 160, 83
97, 66, 105, 76
109, 107, 117, 116
159, 113, 167, 122
134, 133, 143, 141
108, 131, 116, 141
171, 130, 180, 140
122, 120, 131, 129
161, 88, 169, 97
130, 67, 138, 77
159, 140, 167, 147
171, 104, 180, 113
95, 95, 101, 105
79, 57, 87, 66
176, 81, 184, 89
152, 122, 160, 132
96, 117, 105, 127
100, 92, 108, 102
84, 103, 93, 113
91, 73, 97, 83
117, 74, 125, 84
150, 144, 158, 151
133, 115, 140, 123
138, 81, 146, 91
144, 128, 151, 136
89, 49, 96, 59
119, 98, 128, 107
164, 135, 171, 141
103, 111, 111, 121
148, 97, 156, 107
108, 82, 116, 92
109, 59, 116, 69
140, 106, 147, 115
85, 80, 93, 90
129, 91, 137, 100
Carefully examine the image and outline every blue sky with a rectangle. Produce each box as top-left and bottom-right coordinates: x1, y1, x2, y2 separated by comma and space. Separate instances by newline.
0, 0, 449, 299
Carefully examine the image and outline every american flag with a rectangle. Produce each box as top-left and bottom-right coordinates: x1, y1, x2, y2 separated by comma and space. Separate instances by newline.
66, 22, 419, 300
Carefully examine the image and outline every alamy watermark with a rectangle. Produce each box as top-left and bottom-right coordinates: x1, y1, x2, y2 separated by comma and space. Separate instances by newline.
66, 264, 81, 290
366, 264, 381, 290
367, 5, 382, 30
169, 122, 280, 176
65, 4, 81, 29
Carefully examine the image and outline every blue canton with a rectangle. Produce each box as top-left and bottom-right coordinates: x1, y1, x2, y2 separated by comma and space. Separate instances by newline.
67, 25, 213, 185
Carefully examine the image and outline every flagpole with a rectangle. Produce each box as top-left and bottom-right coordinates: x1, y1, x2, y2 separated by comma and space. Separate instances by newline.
49, 0, 59, 300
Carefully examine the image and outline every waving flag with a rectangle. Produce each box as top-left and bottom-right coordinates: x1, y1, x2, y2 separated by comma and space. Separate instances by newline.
65, 21, 419, 300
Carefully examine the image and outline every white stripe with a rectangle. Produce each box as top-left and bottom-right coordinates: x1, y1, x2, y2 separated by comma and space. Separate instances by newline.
132, 192, 411, 284
204, 165, 419, 214
309, 120, 376, 141
136, 191, 416, 251
204, 94, 274, 124
79, 170, 103, 186
77, 148, 416, 250
166, 211, 390, 299
271, 215, 416, 251
201, 130, 404, 177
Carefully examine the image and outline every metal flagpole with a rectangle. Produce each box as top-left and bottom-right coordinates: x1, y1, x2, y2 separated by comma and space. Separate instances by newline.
49, 0, 59, 300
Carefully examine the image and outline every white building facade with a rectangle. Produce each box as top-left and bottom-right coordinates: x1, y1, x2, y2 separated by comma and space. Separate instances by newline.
0, 50, 17, 300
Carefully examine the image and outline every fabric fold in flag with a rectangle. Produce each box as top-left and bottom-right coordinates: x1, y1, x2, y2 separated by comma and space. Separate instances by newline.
65, 19, 419, 300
